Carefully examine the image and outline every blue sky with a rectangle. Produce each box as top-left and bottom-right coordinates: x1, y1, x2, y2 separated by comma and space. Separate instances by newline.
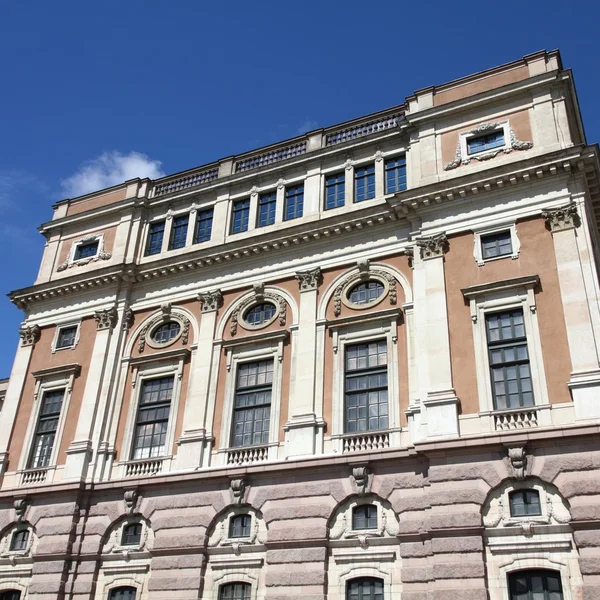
1, 0, 599, 376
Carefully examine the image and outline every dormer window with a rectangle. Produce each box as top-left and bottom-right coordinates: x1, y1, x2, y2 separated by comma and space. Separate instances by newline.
509, 489, 542, 517
467, 129, 505, 155
74, 240, 99, 260
229, 514, 252, 538
352, 504, 378, 530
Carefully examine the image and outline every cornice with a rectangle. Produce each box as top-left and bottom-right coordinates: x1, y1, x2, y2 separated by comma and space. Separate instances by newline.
31, 363, 81, 379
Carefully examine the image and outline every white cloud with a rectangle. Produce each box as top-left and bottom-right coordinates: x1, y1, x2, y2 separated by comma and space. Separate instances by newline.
61, 151, 165, 197
297, 119, 318, 135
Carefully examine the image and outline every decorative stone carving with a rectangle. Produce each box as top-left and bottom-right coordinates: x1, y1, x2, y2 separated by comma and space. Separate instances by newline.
124, 489, 138, 515
542, 202, 580, 232
198, 289, 223, 313
333, 265, 398, 316
13, 498, 27, 522
165, 209, 174, 220
160, 302, 172, 318
138, 311, 191, 352
416, 233, 448, 259
253, 282, 265, 301
344, 158, 353, 171
444, 122, 533, 171
122, 308, 135, 331
508, 446, 527, 480
277, 178, 285, 190
374, 150, 384, 163
295, 267, 322, 292
94, 306, 118, 330
57, 234, 111, 271
208, 508, 267, 549
230, 478, 247, 506
230, 287, 287, 336
357, 259, 370, 279
19, 324, 40, 347
351, 466, 371, 496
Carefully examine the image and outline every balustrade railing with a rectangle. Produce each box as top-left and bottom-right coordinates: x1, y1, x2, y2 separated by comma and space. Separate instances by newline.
325, 114, 401, 146
153, 167, 219, 197
342, 431, 390, 453
21, 468, 48, 485
124, 458, 165, 478
227, 445, 269, 466
494, 408, 539, 431
234, 141, 307, 173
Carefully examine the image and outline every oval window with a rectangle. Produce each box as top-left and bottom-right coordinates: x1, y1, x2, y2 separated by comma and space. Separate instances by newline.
152, 321, 181, 344
348, 281, 384, 305
244, 302, 277, 326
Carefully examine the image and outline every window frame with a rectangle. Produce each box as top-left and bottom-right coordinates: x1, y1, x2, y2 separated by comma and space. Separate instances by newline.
346, 577, 385, 600
144, 219, 166, 256
352, 503, 379, 530
218, 582, 252, 600
354, 163, 376, 203
284, 183, 304, 221
256, 191, 277, 228
107, 586, 138, 600
509, 489, 542, 518
51, 320, 81, 352
230, 198, 251, 234
193, 207, 214, 244
65, 233, 107, 267
460, 122, 510, 159
473, 222, 520, 266
324, 171, 346, 210
508, 569, 564, 600
228, 513, 252, 539
168, 214, 190, 251
384, 155, 407, 195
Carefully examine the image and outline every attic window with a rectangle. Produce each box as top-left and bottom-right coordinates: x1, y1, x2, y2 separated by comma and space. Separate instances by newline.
467, 130, 505, 155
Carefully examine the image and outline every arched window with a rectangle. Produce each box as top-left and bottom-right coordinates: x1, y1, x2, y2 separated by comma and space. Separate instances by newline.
509, 570, 563, 600
0, 591, 22, 600
348, 281, 384, 305
108, 587, 137, 600
347, 578, 384, 600
121, 522, 143, 546
244, 303, 276, 326
229, 514, 252, 538
152, 321, 181, 344
509, 489, 542, 517
352, 504, 378, 530
219, 582, 251, 600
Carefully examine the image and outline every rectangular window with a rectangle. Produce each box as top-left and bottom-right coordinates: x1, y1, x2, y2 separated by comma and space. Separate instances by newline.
74, 240, 99, 260
145, 221, 165, 256
229, 514, 252, 538
121, 522, 143, 546
325, 172, 345, 210
56, 325, 77, 349
194, 208, 214, 244
29, 389, 65, 468
345, 340, 388, 433
467, 130, 505, 155
132, 376, 174, 460
352, 504, 378, 530
168, 215, 189, 250
486, 310, 533, 410
232, 360, 273, 447
257, 192, 276, 228
481, 231, 513, 259
284, 184, 304, 221
231, 198, 250, 234
509, 490, 541, 517
384, 156, 407, 194
354, 164, 376, 202
10, 529, 29, 551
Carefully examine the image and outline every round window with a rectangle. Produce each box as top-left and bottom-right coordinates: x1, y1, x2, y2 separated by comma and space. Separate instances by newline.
152, 321, 181, 344
348, 281, 384, 305
244, 302, 277, 327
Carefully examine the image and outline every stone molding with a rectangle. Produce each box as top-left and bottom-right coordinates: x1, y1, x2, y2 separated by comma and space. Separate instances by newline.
19, 324, 40, 347
295, 267, 322, 291
542, 202, 581, 232
230, 478, 247, 505
198, 289, 223, 313
416, 233, 448, 259
230, 287, 287, 336
57, 233, 111, 272
94, 306, 118, 330
507, 446, 527, 480
138, 311, 190, 353
351, 466, 371, 496
122, 307, 135, 331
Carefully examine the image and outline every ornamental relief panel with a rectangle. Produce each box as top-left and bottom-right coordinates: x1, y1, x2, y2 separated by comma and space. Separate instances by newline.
229, 283, 288, 336
137, 304, 192, 353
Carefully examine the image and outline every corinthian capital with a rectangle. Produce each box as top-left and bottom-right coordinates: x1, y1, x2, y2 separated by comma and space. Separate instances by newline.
198, 289, 223, 313
295, 267, 322, 291
416, 233, 448, 259
94, 306, 118, 330
541, 202, 580, 232
19, 324, 41, 347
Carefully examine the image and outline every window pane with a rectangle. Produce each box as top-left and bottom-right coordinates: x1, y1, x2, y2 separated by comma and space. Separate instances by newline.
285, 184, 304, 220
145, 221, 165, 256
385, 156, 407, 194
325, 172, 345, 210
194, 208, 214, 243
347, 577, 384, 600
56, 325, 77, 349
353, 504, 378, 530
74, 241, 99, 260
229, 514, 252, 538
348, 281, 384, 305
152, 321, 181, 344
121, 522, 143, 546
10, 529, 29, 551
467, 130, 505, 155
245, 303, 277, 326
355, 165, 376, 202
219, 583, 251, 600
231, 199, 250, 234
109, 587, 137, 600
257, 192, 276, 227
509, 570, 563, 600
168, 215, 189, 250
0, 592, 22, 600
481, 231, 512, 259
29, 389, 65, 468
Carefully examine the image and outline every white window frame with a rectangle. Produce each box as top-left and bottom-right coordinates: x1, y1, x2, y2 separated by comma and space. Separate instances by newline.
207, 571, 262, 600
473, 222, 521, 266
332, 567, 392, 600
329, 311, 401, 453
217, 333, 286, 463
463, 277, 550, 429
18, 365, 80, 484
117, 351, 187, 475
461, 121, 510, 159
70, 233, 105, 264
97, 570, 147, 600
0, 524, 34, 558
51, 320, 82, 353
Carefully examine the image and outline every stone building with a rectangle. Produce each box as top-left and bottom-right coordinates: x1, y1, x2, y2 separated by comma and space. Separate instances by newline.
0, 49, 599, 600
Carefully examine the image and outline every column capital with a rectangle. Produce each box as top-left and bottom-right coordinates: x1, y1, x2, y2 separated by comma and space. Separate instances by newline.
541, 202, 580, 232
295, 267, 322, 292
198, 289, 223, 313
416, 233, 448, 259
19, 324, 40, 346
94, 306, 118, 330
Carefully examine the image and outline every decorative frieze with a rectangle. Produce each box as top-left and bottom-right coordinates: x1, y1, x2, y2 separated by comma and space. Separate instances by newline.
416, 233, 448, 259
541, 202, 581, 232
19, 324, 40, 347
295, 267, 322, 291
198, 289, 223, 313
94, 306, 118, 330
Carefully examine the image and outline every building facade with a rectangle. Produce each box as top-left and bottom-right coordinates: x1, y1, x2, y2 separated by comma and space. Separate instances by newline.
1, 49, 600, 600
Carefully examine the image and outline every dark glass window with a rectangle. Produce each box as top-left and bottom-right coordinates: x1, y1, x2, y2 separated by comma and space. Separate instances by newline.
509, 570, 563, 600
352, 504, 378, 530
284, 184, 304, 221
132, 376, 174, 460
467, 130, 505, 155
347, 577, 384, 600
481, 231, 513, 259
348, 281, 384, 305
56, 325, 77, 349
108, 587, 137, 600
194, 208, 214, 244
232, 360, 273, 447
121, 522, 143, 546
345, 341, 388, 433
10, 529, 29, 551
231, 199, 250, 234
486, 310, 533, 410
151, 321, 181, 344
509, 490, 542, 517
29, 389, 65, 468
0, 592, 21, 600
219, 583, 251, 600
168, 215, 189, 250
325, 172, 345, 210
385, 156, 407, 194
229, 514, 252, 538
257, 192, 277, 227
74, 240, 99, 260
145, 221, 165, 256
354, 164, 376, 202
245, 303, 276, 326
